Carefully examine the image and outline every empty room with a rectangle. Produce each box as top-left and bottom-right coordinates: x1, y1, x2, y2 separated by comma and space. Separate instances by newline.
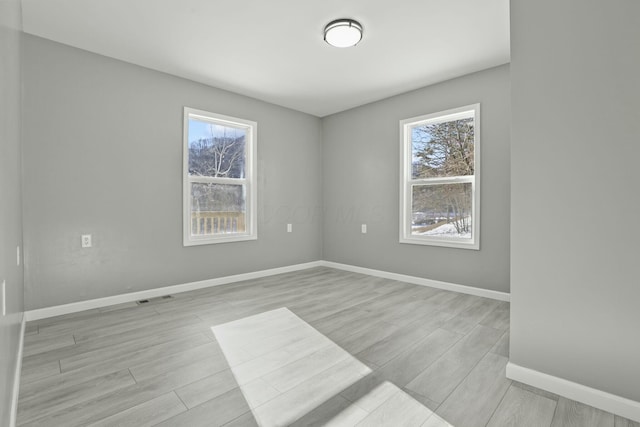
1, 0, 639, 426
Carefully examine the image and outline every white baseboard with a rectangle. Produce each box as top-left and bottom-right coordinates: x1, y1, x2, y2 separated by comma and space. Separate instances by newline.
506, 362, 640, 423
10, 314, 26, 427
320, 261, 510, 302
24, 260, 509, 321
25, 261, 323, 321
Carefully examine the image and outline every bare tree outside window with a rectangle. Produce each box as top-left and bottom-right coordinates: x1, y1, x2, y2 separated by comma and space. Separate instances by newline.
412, 118, 474, 235
188, 125, 245, 178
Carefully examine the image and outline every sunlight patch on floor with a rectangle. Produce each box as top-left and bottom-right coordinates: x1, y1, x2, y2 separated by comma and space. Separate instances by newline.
335, 381, 441, 426
212, 308, 370, 425
212, 307, 453, 426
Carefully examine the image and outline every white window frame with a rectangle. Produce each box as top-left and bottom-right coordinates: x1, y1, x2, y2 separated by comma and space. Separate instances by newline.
399, 104, 480, 250
183, 107, 257, 246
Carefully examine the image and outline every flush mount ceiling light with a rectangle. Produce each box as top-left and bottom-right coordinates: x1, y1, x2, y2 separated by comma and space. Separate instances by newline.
324, 19, 363, 48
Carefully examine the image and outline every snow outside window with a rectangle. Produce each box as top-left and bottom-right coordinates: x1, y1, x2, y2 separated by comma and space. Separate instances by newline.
399, 104, 480, 250
183, 108, 257, 246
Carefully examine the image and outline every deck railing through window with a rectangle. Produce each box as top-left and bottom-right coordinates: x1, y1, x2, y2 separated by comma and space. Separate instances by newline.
191, 211, 245, 235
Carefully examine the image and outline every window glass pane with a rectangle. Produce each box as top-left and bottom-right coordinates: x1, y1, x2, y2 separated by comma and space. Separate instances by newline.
190, 183, 246, 236
411, 117, 474, 179
188, 117, 246, 178
411, 183, 472, 239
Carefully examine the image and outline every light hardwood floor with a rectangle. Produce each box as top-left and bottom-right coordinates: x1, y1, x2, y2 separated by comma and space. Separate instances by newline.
17, 267, 640, 426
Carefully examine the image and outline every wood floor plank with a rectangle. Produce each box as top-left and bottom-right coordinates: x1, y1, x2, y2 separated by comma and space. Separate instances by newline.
19, 383, 160, 427
21, 321, 206, 371
325, 310, 392, 342
213, 306, 294, 333
68, 310, 182, 341
355, 309, 454, 367
296, 292, 381, 323
354, 386, 433, 427
346, 380, 401, 413
36, 305, 160, 337
24, 323, 38, 335
20, 364, 116, 402
18, 267, 631, 427
402, 388, 440, 412
128, 342, 227, 382
155, 388, 252, 427
152, 298, 232, 316
221, 411, 260, 427
435, 352, 511, 427
337, 372, 390, 411
339, 328, 462, 411
435, 293, 484, 317
422, 414, 456, 427
17, 369, 136, 425
353, 288, 437, 314
310, 307, 373, 336
218, 322, 322, 361
512, 380, 559, 401
261, 343, 349, 392
486, 384, 557, 427
29, 308, 104, 329
198, 305, 272, 329
376, 328, 463, 388
332, 319, 401, 356
250, 357, 371, 426
550, 397, 615, 427
21, 355, 240, 427
480, 301, 510, 330
19, 359, 60, 385
490, 328, 510, 357
86, 392, 187, 427
23, 333, 75, 357
174, 369, 238, 409
226, 334, 331, 385
237, 378, 280, 409
441, 298, 500, 335
417, 290, 461, 312
59, 332, 211, 373
289, 394, 368, 427
72, 313, 203, 344
405, 325, 503, 403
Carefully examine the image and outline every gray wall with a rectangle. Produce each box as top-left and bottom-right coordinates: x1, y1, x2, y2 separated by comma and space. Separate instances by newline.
510, 0, 640, 401
0, 0, 24, 423
22, 35, 323, 310
322, 65, 511, 293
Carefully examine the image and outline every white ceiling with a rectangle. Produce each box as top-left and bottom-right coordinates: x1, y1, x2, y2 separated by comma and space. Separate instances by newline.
21, 0, 510, 117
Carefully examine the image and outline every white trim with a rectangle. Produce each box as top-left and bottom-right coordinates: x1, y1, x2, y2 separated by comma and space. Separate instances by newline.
10, 314, 26, 427
24, 260, 509, 321
320, 261, 509, 302
25, 261, 322, 321
506, 362, 640, 423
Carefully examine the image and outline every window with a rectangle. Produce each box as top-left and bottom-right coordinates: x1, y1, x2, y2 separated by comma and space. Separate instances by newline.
400, 104, 480, 249
183, 108, 257, 245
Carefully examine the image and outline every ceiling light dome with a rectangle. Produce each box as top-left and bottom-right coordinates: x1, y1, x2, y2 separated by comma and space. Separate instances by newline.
324, 19, 363, 48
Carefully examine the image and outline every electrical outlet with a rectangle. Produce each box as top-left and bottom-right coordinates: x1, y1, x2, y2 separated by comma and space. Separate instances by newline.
361, 224, 367, 234
287, 223, 293, 233
81, 234, 92, 248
